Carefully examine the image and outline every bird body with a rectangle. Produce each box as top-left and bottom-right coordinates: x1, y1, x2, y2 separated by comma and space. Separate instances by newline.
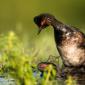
34, 13, 85, 67
54, 25, 85, 67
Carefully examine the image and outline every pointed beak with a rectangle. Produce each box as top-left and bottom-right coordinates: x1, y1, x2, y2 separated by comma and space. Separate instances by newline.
37, 20, 46, 35
37, 20, 44, 35
37, 28, 42, 35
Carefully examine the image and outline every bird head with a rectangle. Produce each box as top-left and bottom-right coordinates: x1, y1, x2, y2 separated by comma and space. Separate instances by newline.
34, 13, 55, 34
38, 62, 56, 72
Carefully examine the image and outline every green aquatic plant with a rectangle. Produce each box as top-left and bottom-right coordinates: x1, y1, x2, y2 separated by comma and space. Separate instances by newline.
0, 32, 36, 85
0, 31, 77, 85
65, 75, 77, 85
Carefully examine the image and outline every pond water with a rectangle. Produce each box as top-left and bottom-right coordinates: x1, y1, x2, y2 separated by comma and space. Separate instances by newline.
0, 78, 15, 85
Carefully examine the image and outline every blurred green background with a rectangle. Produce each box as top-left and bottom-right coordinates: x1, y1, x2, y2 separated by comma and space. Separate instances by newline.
0, 0, 85, 58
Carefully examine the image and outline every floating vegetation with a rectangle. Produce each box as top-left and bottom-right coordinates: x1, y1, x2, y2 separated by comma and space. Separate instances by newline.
0, 31, 83, 85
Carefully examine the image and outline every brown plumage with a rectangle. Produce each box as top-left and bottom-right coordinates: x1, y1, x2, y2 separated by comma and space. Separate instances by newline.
34, 13, 85, 67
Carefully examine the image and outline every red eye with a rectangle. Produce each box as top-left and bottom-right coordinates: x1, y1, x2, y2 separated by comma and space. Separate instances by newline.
47, 18, 51, 21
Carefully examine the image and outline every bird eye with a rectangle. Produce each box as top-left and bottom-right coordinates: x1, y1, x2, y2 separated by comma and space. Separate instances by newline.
47, 18, 51, 22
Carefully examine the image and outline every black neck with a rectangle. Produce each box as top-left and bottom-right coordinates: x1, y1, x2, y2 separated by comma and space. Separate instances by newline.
50, 18, 74, 33
51, 19, 63, 29
50, 19, 73, 45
